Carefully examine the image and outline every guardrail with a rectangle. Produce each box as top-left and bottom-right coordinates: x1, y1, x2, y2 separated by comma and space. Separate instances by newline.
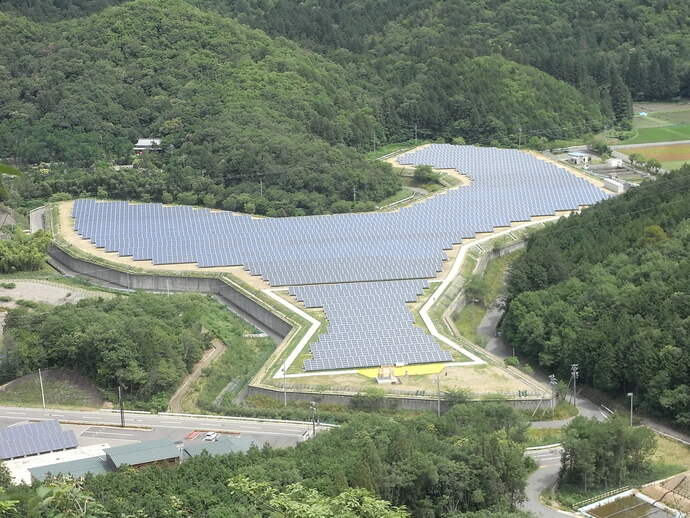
574, 486, 630, 509
159, 411, 337, 428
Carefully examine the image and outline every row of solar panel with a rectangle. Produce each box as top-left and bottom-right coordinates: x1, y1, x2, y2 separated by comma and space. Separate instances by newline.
72, 145, 608, 370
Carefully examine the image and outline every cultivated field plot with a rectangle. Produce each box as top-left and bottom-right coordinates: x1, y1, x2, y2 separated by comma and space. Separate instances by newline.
623, 143, 690, 171
623, 102, 690, 145
66, 145, 608, 372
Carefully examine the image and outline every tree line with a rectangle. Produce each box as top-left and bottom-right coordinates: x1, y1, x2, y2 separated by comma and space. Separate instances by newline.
502, 165, 690, 430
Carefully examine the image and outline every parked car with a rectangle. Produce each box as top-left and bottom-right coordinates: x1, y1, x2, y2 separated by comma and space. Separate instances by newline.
203, 432, 218, 441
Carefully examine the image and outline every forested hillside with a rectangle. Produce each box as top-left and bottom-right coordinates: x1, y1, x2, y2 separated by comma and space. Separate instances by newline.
503, 166, 690, 429
0, 0, 400, 215
1, 0, 688, 213
211, 0, 690, 118
0, 293, 216, 407
0, 0, 628, 215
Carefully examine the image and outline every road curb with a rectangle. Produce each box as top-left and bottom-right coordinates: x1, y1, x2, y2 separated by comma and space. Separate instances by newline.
158, 411, 338, 428
525, 443, 562, 451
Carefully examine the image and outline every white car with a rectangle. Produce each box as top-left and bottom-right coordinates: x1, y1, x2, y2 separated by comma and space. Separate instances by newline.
203, 432, 218, 441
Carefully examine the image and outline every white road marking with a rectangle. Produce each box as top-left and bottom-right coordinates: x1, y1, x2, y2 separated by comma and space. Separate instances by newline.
4, 412, 26, 415
160, 421, 182, 424
83, 431, 134, 437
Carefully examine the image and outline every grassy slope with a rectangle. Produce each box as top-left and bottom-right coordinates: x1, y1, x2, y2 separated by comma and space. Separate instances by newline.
453, 251, 522, 345
0, 369, 104, 408
190, 301, 275, 411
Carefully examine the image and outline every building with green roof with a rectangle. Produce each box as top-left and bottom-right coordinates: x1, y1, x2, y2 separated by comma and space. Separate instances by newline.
104, 440, 181, 469
183, 437, 255, 459
29, 455, 111, 481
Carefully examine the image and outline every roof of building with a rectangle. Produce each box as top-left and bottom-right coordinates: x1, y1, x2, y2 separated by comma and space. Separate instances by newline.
29, 455, 111, 481
134, 138, 161, 148
104, 439, 180, 468
568, 151, 590, 157
183, 437, 256, 458
0, 420, 78, 460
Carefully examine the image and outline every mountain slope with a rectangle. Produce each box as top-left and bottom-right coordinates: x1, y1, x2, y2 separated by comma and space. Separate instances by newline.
0, 0, 398, 215
503, 166, 690, 429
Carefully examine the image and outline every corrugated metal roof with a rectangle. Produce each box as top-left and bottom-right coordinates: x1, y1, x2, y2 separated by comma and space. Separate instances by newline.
29, 455, 111, 481
0, 420, 78, 460
105, 440, 180, 468
183, 437, 255, 458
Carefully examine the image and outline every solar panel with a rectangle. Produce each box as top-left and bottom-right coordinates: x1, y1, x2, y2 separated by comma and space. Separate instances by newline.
0, 420, 78, 460
70, 144, 610, 371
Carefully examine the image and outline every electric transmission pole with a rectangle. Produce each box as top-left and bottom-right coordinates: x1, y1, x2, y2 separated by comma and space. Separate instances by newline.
549, 374, 557, 415
570, 364, 579, 407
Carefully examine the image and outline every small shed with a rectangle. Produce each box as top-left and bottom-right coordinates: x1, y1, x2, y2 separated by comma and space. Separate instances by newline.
567, 151, 590, 166
606, 158, 624, 168
603, 178, 625, 194
133, 138, 162, 154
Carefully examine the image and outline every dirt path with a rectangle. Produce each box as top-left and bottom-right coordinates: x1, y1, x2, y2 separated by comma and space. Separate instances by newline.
167, 338, 226, 413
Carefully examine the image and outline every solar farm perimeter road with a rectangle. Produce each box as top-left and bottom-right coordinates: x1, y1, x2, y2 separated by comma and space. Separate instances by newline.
0, 406, 319, 448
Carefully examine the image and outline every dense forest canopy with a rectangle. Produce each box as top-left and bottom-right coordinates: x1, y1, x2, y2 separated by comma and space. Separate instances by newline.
502, 165, 690, 429
0, 0, 400, 215
4, 0, 681, 213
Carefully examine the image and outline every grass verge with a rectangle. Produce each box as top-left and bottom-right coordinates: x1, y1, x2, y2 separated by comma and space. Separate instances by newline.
0, 369, 104, 409
525, 428, 562, 447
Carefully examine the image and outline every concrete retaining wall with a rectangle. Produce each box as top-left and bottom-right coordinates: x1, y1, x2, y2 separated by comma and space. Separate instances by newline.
47, 244, 292, 339
48, 241, 550, 412
247, 384, 550, 412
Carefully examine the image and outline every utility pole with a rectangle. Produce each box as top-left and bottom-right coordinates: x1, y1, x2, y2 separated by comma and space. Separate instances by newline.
38, 368, 46, 409
627, 392, 634, 426
414, 123, 418, 144
353, 186, 357, 203
436, 374, 441, 417
259, 178, 263, 198
549, 374, 557, 415
310, 401, 317, 437
518, 125, 522, 147
118, 385, 125, 428
570, 364, 579, 406
282, 367, 287, 407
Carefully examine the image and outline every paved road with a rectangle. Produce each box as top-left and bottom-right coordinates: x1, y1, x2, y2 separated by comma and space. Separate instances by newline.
523, 447, 567, 518
29, 206, 45, 233
612, 139, 690, 150
0, 405, 322, 448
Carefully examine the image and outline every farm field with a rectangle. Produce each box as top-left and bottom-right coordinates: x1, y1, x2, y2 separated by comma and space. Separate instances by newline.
623, 142, 690, 171
621, 102, 690, 145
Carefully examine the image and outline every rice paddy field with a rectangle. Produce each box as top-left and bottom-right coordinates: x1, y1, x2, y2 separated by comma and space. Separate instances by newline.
623, 142, 690, 171
621, 102, 690, 146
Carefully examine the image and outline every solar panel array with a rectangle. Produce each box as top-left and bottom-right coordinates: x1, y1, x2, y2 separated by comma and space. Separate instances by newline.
71, 144, 609, 371
0, 420, 78, 460
290, 280, 451, 370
